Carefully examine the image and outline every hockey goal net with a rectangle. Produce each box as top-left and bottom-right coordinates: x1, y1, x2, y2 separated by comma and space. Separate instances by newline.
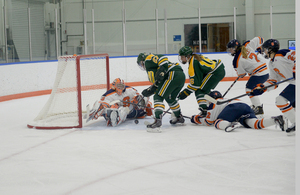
28, 54, 110, 129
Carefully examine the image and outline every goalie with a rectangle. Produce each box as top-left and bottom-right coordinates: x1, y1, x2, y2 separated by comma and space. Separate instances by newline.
86, 78, 152, 127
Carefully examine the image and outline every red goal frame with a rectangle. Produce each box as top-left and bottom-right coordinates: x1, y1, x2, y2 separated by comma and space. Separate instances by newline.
27, 53, 110, 129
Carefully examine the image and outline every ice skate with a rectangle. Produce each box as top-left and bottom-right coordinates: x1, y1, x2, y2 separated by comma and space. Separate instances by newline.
146, 118, 162, 133
110, 110, 120, 127
225, 122, 241, 132
170, 114, 185, 125
272, 115, 285, 131
251, 105, 264, 118
286, 124, 295, 135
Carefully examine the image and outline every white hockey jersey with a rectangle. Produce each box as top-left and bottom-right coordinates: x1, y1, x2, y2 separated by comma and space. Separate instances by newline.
100, 86, 140, 110
202, 99, 241, 126
232, 37, 269, 77
264, 49, 296, 91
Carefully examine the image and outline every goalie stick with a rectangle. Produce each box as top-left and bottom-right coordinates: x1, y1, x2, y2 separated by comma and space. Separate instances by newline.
112, 100, 191, 119
85, 103, 103, 123
205, 77, 294, 105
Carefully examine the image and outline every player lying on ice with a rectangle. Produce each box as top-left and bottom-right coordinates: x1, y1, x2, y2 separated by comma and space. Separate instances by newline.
191, 90, 285, 132
86, 78, 152, 127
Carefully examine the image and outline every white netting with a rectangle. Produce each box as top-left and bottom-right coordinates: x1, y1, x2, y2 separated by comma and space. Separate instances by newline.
28, 54, 109, 129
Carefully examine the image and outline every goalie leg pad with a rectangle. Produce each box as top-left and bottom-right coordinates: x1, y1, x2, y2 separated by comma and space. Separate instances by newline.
107, 107, 130, 127
127, 109, 146, 119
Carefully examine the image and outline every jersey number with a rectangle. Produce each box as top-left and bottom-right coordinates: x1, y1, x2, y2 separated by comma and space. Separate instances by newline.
287, 51, 296, 61
206, 112, 211, 119
249, 53, 260, 62
122, 96, 131, 107
152, 56, 159, 64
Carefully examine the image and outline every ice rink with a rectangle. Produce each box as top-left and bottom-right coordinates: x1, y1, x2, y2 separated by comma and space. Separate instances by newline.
0, 80, 296, 195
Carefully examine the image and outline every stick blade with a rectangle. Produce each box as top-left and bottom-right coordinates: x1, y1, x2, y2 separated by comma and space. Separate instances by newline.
204, 94, 217, 104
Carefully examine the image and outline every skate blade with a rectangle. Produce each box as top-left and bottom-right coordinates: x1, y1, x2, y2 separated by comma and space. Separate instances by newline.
170, 123, 185, 126
286, 131, 295, 136
225, 124, 243, 132
147, 127, 162, 133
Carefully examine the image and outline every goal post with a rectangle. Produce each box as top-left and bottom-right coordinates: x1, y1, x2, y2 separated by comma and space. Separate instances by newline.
27, 53, 110, 129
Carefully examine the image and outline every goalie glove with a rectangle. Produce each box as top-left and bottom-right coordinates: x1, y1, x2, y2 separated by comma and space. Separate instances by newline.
90, 101, 109, 120
142, 84, 158, 97
155, 65, 167, 83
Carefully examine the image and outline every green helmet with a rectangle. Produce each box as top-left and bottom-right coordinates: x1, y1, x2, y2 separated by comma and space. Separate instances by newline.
179, 46, 193, 56
137, 52, 147, 70
137, 52, 146, 64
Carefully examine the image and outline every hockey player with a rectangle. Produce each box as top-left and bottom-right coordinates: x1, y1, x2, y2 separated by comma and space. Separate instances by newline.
178, 46, 225, 117
191, 91, 285, 132
251, 39, 295, 134
226, 37, 268, 117
87, 78, 152, 127
137, 52, 186, 130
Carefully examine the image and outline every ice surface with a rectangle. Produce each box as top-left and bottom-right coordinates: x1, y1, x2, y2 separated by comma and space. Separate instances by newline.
0, 81, 295, 195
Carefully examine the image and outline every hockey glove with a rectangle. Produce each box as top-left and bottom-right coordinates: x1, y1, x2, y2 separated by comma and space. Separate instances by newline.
191, 115, 204, 124
155, 66, 167, 83
198, 107, 207, 117
142, 84, 157, 97
131, 95, 145, 109
250, 84, 267, 96
178, 89, 191, 100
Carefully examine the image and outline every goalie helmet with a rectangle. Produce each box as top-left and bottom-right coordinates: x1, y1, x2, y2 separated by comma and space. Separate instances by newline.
226, 39, 241, 56
178, 46, 193, 57
137, 52, 147, 70
209, 90, 222, 99
112, 78, 125, 95
262, 39, 280, 59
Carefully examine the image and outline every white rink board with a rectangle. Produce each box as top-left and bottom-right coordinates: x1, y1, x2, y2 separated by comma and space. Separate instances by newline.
0, 53, 237, 97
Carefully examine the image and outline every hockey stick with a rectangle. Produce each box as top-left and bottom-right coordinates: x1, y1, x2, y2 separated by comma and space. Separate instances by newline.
222, 76, 240, 97
162, 98, 179, 118
205, 77, 294, 105
114, 100, 191, 119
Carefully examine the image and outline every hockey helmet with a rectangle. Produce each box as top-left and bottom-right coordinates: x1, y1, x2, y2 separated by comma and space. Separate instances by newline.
112, 78, 125, 95
209, 90, 222, 99
226, 39, 241, 56
178, 46, 193, 56
262, 39, 280, 58
137, 52, 147, 70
